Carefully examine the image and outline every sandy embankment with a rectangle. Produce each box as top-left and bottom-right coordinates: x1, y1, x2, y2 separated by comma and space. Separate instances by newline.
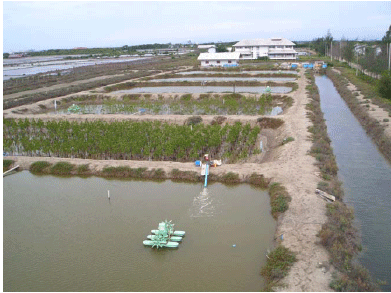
331, 68, 391, 138
5, 70, 332, 291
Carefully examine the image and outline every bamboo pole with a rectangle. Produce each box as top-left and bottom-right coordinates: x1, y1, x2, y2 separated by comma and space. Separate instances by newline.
3, 165, 20, 177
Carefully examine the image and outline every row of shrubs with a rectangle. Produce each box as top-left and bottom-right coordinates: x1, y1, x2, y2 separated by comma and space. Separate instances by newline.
326, 68, 391, 164
27, 161, 270, 187
306, 71, 379, 291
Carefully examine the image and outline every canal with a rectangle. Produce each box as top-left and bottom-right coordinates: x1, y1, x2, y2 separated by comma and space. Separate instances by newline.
315, 75, 391, 290
3, 172, 276, 291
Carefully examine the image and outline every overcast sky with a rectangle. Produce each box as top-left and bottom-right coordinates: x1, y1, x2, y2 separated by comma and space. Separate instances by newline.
3, 1, 391, 52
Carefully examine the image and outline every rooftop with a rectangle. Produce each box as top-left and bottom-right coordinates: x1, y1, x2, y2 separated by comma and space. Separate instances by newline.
234, 38, 296, 47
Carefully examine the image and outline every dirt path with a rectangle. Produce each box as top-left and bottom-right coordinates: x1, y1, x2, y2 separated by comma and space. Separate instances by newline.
5, 69, 332, 291
331, 69, 391, 138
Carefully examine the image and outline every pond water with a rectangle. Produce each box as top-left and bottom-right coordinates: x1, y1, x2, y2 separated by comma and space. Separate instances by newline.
3, 57, 149, 80
3, 171, 276, 291
149, 77, 296, 82
316, 75, 391, 290
113, 86, 292, 94
177, 71, 297, 75
53, 103, 283, 116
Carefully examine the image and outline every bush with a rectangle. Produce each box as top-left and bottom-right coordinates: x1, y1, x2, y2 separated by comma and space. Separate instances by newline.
77, 164, 90, 174
185, 115, 203, 125
211, 115, 227, 125
221, 172, 240, 184
377, 71, 391, 101
269, 182, 291, 219
51, 162, 75, 175
257, 117, 284, 129
3, 160, 14, 172
282, 137, 294, 145
246, 173, 270, 188
30, 161, 52, 173
261, 245, 297, 288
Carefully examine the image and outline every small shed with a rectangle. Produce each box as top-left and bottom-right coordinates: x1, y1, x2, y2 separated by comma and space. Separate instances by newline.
197, 52, 241, 67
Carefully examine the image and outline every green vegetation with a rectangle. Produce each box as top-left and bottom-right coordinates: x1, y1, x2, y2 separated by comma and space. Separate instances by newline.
378, 71, 391, 101
50, 162, 75, 175
29, 161, 52, 173
38, 93, 292, 116
319, 203, 379, 291
281, 137, 294, 145
257, 117, 285, 129
3, 119, 263, 163
260, 245, 297, 290
268, 183, 291, 219
305, 72, 343, 199
3, 160, 14, 172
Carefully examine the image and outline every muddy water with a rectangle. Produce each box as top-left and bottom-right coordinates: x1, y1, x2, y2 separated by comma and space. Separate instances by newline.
316, 75, 391, 290
114, 86, 292, 94
3, 171, 276, 291
149, 77, 296, 82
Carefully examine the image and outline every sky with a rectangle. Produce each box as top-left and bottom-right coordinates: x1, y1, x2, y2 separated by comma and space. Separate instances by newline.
2, 1, 391, 52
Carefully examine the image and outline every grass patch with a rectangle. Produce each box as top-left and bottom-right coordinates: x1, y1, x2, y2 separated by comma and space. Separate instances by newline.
268, 182, 291, 219
50, 162, 75, 175
77, 164, 90, 174
3, 159, 14, 172
30, 161, 52, 173
245, 173, 270, 188
260, 245, 297, 290
281, 137, 294, 145
257, 117, 284, 129
220, 172, 240, 184
170, 169, 200, 182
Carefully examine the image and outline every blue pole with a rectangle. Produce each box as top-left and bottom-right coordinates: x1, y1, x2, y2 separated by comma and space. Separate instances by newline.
204, 164, 208, 187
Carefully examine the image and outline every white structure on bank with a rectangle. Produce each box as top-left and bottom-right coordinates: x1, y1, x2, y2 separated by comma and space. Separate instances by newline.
233, 38, 298, 60
198, 44, 216, 53
197, 52, 241, 67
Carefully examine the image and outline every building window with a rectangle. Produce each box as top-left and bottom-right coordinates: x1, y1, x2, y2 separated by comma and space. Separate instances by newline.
228, 60, 231, 63
205, 61, 209, 64
217, 61, 220, 64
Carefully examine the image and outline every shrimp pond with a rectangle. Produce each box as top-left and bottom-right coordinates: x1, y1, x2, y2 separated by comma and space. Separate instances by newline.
112, 86, 292, 94
3, 171, 276, 291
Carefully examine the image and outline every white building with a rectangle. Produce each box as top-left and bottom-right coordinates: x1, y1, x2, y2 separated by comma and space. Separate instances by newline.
197, 52, 241, 67
198, 44, 216, 53
233, 38, 298, 60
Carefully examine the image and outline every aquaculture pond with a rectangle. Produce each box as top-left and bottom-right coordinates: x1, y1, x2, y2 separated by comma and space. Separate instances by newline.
316, 75, 391, 290
53, 95, 286, 116
113, 86, 292, 94
149, 77, 297, 82
3, 171, 276, 291
3, 57, 149, 80
177, 70, 298, 75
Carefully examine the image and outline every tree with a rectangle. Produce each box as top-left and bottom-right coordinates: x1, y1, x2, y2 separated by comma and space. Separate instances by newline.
3, 53, 9, 58
341, 39, 355, 63
216, 44, 228, 52
382, 24, 391, 43
378, 71, 391, 100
